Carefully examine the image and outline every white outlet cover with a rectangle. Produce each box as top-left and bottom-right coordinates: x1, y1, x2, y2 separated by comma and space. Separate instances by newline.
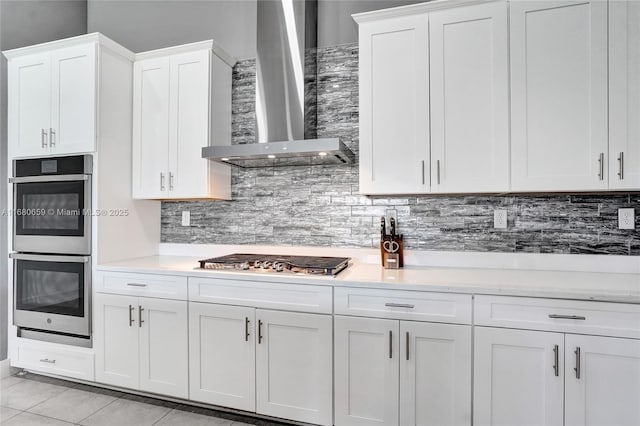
494, 209, 508, 229
181, 211, 191, 227
618, 208, 635, 230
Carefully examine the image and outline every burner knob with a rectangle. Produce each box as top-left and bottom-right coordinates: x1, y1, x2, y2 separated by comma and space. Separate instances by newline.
262, 261, 273, 269
273, 262, 285, 272
239, 262, 250, 270
254, 261, 262, 268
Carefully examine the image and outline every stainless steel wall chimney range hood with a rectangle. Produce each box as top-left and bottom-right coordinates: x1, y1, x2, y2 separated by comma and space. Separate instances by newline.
202, 0, 354, 168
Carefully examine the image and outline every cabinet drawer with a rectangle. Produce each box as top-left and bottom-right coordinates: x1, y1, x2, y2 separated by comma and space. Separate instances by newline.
334, 287, 472, 324
96, 271, 188, 300
14, 340, 94, 381
188, 277, 333, 314
475, 295, 640, 339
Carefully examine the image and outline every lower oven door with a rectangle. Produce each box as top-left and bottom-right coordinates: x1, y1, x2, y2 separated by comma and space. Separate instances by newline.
13, 253, 91, 336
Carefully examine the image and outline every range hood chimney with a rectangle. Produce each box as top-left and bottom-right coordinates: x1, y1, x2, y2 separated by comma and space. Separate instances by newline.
203, 0, 354, 168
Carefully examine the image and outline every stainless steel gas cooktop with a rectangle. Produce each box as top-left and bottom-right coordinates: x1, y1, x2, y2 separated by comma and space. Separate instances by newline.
198, 254, 351, 276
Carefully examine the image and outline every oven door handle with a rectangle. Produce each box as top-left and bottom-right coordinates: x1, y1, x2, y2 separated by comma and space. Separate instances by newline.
9, 174, 90, 184
9, 253, 90, 263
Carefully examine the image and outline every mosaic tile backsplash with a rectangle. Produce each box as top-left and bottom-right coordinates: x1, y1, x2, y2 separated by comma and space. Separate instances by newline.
162, 44, 640, 255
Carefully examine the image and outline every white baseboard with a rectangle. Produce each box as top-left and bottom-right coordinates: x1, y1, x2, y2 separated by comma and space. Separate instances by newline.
1, 358, 12, 378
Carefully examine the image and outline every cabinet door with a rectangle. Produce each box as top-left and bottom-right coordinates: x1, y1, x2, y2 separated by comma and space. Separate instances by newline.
8, 53, 51, 158
429, 2, 509, 193
474, 327, 564, 426
168, 50, 211, 198
138, 297, 188, 398
256, 310, 333, 426
359, 14, 430, 195
132, 57, 170, 199
189, 302, 255, 412
94, 293, 139, 389
50, 44, 96, 155
510, 1, 608, 191
565, 334, 640, 426
400, 322, 471, 426
609, 0, 640, 189
335, 315, 399, 426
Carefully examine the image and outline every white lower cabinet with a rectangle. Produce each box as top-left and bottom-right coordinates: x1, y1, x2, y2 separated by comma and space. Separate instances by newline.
256, 309, 333, 426
189, 302, 333, 425
564, 334, 640, 426
335, 315, 471, 426
189, 303, 256, 411
94, 293, 188, 399
473, 327, 564, 426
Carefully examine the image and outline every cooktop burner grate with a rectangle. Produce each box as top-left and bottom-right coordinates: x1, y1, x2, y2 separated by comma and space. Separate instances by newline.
198, 254, 351, 276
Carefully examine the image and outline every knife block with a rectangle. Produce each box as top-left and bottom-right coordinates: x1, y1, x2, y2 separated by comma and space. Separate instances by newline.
380, 236, 404, 268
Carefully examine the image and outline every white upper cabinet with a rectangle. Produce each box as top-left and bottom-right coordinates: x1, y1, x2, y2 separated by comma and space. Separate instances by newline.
132, 41, 234, 200
609, 0, 640, 190
429, 2, 509, 193
357, 13, 430, 195
7, 40, 99, 158
510, 0, 608, 192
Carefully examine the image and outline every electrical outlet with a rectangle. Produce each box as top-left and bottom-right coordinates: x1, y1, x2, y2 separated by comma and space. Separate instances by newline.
494, 209, 508, 229
618, 208, 635, 230
385, 209, 397, 229
181, 211, 191, 227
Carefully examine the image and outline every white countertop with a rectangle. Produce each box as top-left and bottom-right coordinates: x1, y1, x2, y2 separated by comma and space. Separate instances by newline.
96, 255, 640, 304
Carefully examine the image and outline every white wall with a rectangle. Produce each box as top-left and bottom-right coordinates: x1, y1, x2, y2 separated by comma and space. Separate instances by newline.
0, 0, 88, 361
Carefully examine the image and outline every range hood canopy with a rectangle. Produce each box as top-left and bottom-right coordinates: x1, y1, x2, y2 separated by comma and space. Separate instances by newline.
203, 0, 354, 168
202, 138, 354, 168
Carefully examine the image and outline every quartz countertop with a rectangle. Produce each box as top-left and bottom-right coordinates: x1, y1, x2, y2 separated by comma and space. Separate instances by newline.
96, 255, 640, 304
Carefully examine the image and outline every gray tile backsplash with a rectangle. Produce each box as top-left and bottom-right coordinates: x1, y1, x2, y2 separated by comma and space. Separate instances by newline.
162, 44, 640, 255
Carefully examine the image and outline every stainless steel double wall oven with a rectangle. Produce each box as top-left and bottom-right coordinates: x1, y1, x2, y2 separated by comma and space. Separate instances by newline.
11, 155, 93, 346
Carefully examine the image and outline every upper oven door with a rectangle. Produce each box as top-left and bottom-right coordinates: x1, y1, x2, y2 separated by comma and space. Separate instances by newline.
12, 174, 92, 254
12, 253, 91, 336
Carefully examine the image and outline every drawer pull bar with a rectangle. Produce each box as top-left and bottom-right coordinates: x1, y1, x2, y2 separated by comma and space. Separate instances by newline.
552, 344, 559, 377
258, 320, 263, 344
127, 283, 147, 287
245, 317, 250, 342
389, 330, 393, 359
548, 314, 586, 320
385, 303, 415, 309
139, 306, 144, 328
39, 358, 56, 364
129, 305, 134, 326
574, 347, 581, 379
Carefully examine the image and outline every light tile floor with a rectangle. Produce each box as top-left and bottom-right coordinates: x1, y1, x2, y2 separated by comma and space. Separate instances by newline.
0, 372, 290, 426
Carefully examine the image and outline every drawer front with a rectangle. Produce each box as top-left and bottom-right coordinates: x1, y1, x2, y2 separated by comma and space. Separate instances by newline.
14, 341, 94, 381
334, 287, 472, 324
96, 271, 188, 300
475, 295, 640, 339
188, 277, 333, 314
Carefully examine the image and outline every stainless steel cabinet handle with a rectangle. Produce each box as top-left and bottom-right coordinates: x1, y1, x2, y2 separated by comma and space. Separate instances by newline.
598, 153, 604, 180
618, 152, 624, 180
406, 332, 410, 361
139, 305, 144, 328
160, 173, 165, 191
385, 303, 415, 309
436, 160, 441, 185
39, 358, 56, 364
245, 317, 250, 342
389, 330, 393, 359
126, 283, 147, 288
49, 128, 55, 148
169, 172, 174, 191
574, 347, 581, 379
258, 320, 263, 344
552, 344, 559, 377
548, 314, 586, 320
41, 129, 48, 148
421, 160, 425, 185
129, 305, 134, 327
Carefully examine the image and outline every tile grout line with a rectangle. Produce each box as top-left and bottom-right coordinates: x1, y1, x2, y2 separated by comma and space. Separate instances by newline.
75, 395, 120, 425
152, 407, 174, 425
